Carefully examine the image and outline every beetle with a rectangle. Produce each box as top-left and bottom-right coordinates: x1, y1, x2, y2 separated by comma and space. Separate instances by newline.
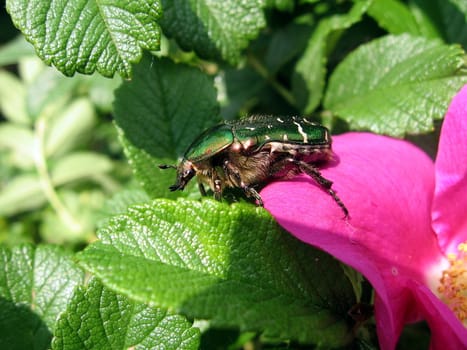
159, 115, 348, 217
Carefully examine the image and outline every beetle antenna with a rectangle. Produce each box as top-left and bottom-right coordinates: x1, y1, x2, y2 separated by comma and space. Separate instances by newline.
159, 164, 176, 169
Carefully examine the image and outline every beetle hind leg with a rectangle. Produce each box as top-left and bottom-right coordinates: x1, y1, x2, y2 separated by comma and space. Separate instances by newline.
243, 187, 263, 206
293, 160, 349, 218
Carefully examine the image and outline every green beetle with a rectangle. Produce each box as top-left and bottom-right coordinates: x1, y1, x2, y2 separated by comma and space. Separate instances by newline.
160, 115, 348, 217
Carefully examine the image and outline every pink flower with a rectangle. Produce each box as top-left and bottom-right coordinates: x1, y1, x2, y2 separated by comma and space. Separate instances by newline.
261, 86, 467, 349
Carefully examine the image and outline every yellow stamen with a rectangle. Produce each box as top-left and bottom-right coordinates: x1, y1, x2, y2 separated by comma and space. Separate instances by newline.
438, 242, 467, 327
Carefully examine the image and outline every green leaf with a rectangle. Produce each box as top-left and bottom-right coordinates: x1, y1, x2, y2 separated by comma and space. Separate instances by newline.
0, 150, 113, 218
409, 0, 467, 48
84, 74, 122, 113
443, 0, 467, 48
0, 35, 36, 67
292, 0, 371, 113
118, 133, 196, 200
114, 55, 219, 198
26, 68, 79, 120
264, 22, 312, 75
265, 0, 295, 12
0, 174, 45, 216
114, 55, 219, 159
51, 152, 113, 186
40, 190, 106, 244
5, 0, 162, 78
324, 34, 467, 136
198, 327, 247, 350
98, 188, 150, 228
0, 123, 35, 168
407, 1, 444, 39
45, 98, 97, 158
0, 70, 29, 124
367, 0, 422, 35
220, 66, 265, 120
443, 0, 467, 49
78, 199, 356, 347
0, 245, 84, 350
52, 278, 200, 350
160, 0, 266, 64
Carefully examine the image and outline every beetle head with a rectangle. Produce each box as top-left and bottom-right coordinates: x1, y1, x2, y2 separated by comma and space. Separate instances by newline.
159, 161, 195, 191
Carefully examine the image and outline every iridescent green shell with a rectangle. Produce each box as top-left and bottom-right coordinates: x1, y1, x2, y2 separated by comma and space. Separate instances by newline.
183, 115, 330, 163
183, 123, 234, 162
230, 115, 329, 151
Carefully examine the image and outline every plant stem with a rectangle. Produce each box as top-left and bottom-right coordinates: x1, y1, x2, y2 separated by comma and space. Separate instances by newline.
33, 117, 82, 233
247, 53, 297, 107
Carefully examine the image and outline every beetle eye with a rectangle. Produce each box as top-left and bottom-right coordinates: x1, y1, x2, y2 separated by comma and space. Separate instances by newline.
183, 169, 193, 177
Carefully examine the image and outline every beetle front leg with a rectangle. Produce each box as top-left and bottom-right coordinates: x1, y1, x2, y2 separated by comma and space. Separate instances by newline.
198, 182, 207, 196
213, 179, 223, 200
209, 170, 223, 201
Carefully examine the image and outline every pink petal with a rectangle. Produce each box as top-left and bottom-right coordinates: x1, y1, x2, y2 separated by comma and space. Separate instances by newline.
261, 132, 445, 349
432, 85, 467, 254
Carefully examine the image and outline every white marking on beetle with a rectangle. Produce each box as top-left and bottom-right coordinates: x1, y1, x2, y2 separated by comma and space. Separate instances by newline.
242, 138, 254, 149
293, 121, 308, 143
231, 142, 242, 151
245, 126, 255, 131
277, 117, 284, 123
264, 135, 270, 140
269, 142, 281, 153
302, 118, 315, 125
267, 124, 273, 129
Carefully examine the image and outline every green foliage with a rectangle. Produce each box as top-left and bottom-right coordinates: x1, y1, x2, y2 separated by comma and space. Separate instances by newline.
5, 0, 162, 78
160, 0, 266, 65
114, 55, 219, 160
367, 0, 426, 36
78, 199, 355, 347
113, 55, 219, 198
2, 0, 467, 349
324, 34, 466, 136
0, 245, 84, 350
293, 0, 371, 113
53, 278, 200, 350
0, 57, 124, 244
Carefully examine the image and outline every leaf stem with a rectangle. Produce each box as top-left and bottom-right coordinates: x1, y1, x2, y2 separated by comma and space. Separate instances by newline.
33, 117, 82, 233
247, 53, 296, 107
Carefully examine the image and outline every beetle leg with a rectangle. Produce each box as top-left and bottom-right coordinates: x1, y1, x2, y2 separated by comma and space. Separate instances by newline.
198, 182, 207, 196
223, 160, 264, 206
244, 187, 263, 206
294, 161, 333, 189
211, 169, 223, 201
293, 160, 349, 218
213, 179, 222, 200
222, 160, 242, 186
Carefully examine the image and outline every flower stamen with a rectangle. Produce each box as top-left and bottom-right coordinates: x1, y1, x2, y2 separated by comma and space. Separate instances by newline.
438, 243, 467, 327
